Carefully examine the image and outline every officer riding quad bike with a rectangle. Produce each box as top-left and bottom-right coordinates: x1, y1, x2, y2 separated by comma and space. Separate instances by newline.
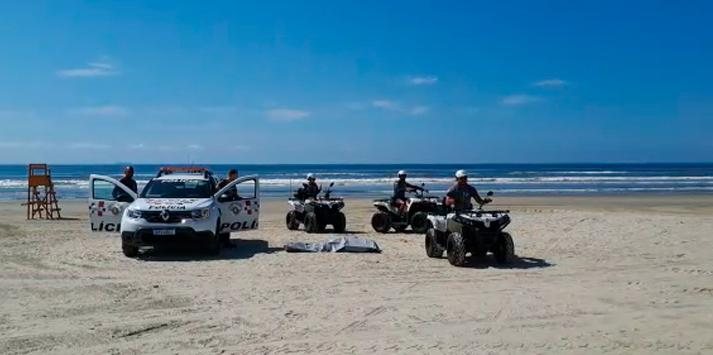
424, 191, 515, 266
285, 182, 347, 233
371, 184, 444, 233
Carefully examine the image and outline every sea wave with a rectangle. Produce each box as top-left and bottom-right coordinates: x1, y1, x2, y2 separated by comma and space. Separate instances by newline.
509, 170, 629, 175
3, 175, 713, 189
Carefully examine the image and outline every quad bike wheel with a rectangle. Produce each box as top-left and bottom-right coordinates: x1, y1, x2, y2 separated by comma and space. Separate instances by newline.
425, 228, 444, 258
121, 242, 138, 257
410, 212, 429, 233
493, 232, 515, 264
447, 232, 467, 266
286, 211, 300, 230
371, 212, 391, 233
304, 212, 320, 233
332, 212, 346, 233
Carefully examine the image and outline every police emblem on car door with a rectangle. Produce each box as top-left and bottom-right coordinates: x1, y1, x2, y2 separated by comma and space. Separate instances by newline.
214, 176, 260, 232
88, 174, 137, 232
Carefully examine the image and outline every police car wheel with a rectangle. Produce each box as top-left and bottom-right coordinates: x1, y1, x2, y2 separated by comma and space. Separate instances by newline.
122, 242, 138, 258
207, 236, 221, 256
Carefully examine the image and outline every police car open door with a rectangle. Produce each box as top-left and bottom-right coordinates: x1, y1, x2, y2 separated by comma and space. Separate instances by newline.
214, 176, 260, 233
89, 174, 137, 232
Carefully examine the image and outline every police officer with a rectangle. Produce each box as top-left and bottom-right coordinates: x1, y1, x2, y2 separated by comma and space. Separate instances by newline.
302, 173, 322, 199
392, 170, 424, 212
216, 168, 239, 248
112, 165, 137, 202
445, 170, 490, 211
217, 168, 239, 199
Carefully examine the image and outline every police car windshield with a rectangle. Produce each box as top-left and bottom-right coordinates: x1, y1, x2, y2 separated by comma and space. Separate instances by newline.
140, 179, 212, 199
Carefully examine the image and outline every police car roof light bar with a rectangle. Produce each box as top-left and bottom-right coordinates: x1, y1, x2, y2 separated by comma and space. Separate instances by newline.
156, 166, 212, 178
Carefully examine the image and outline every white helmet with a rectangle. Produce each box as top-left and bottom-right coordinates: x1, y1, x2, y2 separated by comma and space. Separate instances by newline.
397, 170, 407, 176
455, 169, 468, 178
306, 173, 315, 180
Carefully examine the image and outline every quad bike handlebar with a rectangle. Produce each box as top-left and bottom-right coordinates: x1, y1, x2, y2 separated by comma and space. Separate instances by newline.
476, 191, 495, 210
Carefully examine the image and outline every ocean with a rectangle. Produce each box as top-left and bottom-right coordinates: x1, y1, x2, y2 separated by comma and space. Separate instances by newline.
2, 163, 713, 201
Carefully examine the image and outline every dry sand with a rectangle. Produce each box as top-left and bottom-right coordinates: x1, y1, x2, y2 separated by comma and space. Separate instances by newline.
1, 196, 713, 354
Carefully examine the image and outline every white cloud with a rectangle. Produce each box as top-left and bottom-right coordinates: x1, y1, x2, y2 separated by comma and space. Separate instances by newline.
68, 142, 111, 150
371, 100, 398, 110
68, 105, 129, 117
187, 144, 204, 151
532, 78, 567, 88
409, 106, 429, 115
128, 143, 146, 150
371, 99, 429, 116
265, 108, 310, 122
56, 60, 119, 78
500, 94, 541, 106
407, 75, 438, 86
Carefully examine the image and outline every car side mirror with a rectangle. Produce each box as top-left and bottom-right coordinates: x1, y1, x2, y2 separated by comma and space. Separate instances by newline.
487, 191, 494, 196
218, 193, 230, 202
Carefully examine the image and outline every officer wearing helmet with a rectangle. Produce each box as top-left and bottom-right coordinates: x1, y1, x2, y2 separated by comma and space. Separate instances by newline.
445, 169, 490, 211
302, 173, 322, 199
392, 170, 425, 211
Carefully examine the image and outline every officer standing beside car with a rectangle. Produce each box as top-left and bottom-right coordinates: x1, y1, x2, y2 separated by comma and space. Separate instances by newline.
217, 168, 240, 200
216, 168, 240, 249
112, 165, 137, 202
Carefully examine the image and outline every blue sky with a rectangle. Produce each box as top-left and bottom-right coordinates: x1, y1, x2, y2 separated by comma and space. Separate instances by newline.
0, 0, 711, 164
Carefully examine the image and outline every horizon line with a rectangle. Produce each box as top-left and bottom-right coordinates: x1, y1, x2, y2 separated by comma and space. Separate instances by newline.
0, 161, 712, 166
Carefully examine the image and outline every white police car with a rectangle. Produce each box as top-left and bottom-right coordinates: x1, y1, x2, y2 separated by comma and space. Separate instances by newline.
88, 167, 259, 257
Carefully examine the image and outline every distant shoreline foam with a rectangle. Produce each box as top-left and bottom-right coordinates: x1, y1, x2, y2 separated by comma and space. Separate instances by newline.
2, 163, 713, 200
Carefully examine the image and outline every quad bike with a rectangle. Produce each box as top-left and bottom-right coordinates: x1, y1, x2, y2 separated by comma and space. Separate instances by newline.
371, 184, 445, 233
285, 182, 347, 233
424, 191, 515, 266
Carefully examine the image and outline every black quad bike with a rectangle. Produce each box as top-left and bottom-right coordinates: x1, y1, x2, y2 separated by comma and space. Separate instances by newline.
424, 191, 515, 266
371, 184, 445, 233
285, 182, 347, 233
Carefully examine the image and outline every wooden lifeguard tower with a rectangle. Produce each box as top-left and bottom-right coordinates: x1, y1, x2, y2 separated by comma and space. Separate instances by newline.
23, 164, 62, 220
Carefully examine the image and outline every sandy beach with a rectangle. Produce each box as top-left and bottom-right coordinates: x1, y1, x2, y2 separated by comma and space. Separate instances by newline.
1, 196, 713, 354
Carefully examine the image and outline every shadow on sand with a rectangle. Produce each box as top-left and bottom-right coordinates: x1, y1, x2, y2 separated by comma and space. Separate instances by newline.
137, 238, 282, 262
459, 255, 554, 269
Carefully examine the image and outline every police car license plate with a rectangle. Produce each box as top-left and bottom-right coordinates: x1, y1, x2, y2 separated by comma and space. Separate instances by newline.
153, 229, 176, 236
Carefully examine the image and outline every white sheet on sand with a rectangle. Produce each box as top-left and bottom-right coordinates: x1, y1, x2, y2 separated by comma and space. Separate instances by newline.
284, 235, 381, 253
